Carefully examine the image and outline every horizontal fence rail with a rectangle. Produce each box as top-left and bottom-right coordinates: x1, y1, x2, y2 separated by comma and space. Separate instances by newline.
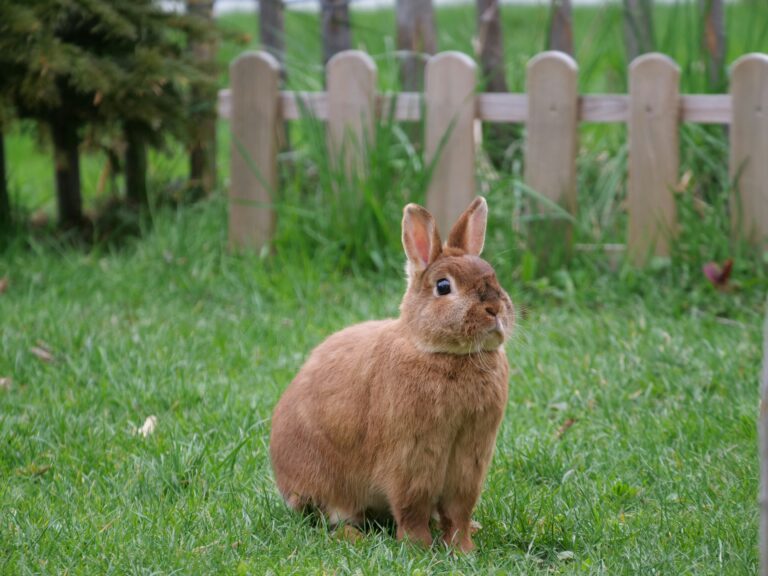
218, 92, 733, 125
219, 49, 768, 264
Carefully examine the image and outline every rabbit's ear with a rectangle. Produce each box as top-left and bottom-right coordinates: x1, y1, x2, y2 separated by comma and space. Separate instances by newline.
446, 197, 488, 256
402, 203, 442, 274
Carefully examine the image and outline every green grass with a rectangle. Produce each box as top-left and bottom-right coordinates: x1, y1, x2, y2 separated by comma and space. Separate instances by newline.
2, 1, 767, 572
0, 197, 765, 574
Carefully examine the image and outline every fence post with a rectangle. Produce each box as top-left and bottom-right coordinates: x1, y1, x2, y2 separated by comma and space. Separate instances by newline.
547, 0, 573, 55
524, 50, 578, 262
321, 0, 352, 64
425, 52, 477, 235
229, 51, 280, 250
327, 50, 377, 180
396, 0, 437, 91
627, 53, 680, 265
730, 53, 768, 249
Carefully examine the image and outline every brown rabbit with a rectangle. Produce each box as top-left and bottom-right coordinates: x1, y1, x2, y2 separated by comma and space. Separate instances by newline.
269, 197, 513, 552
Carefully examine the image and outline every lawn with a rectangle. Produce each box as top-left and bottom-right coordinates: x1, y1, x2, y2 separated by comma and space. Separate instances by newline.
2, 0, 768, 573
0, 196, 764, 574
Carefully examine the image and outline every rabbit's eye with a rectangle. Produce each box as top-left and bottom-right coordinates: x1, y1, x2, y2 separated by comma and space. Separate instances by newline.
436, 278, 451, 296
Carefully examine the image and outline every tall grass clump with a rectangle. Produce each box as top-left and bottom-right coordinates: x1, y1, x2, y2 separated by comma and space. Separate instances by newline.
271, 106, 436, 274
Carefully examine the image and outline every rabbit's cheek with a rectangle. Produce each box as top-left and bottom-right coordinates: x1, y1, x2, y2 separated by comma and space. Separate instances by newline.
434, 297, 469, 331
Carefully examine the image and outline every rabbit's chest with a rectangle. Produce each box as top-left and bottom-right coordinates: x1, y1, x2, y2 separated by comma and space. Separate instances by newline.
418, 359, 507, 422
373, 344, 508, 433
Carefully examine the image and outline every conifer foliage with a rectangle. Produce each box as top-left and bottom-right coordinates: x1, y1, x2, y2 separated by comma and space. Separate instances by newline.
0, 1, 217, 228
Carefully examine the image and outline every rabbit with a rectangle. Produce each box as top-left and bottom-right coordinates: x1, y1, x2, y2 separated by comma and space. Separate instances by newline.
269, 197, 513, 552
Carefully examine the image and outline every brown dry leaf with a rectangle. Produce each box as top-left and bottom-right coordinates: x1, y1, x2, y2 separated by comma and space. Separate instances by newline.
30, 211, 50, 227
556, 418, 577, 440
192, 541, 220, 554
31, 343, 55, 363
16, 463, 52, 477
674, 169, 693, 193
0, 277, 8, 294
334, 524, 363, 544
692, 197, 709, 217
0, 377, 11, 390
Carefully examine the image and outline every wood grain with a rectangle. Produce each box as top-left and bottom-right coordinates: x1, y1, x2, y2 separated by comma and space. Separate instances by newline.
327, 51, 377, 179
229, 51, 280, 251
424, 52, 477, 235
627, 53, 680, 265
218, 88, 734, 125
525, 51, 579, 258
730, 53, 768, 248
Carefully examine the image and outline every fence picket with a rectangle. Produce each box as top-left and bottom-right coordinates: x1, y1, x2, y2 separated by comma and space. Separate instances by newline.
730, 53, 768, 248
627, 53, 680, 265
425, 52, 477, 234
229, 51, 280, 250
327, 51, 377, 179
525, 51, 579, 258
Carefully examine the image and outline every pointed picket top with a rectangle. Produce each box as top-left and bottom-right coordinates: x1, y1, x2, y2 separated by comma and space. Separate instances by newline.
730, 53, 768, 248
327, 50, 378, 178
425, 51, 477, 235
627, 52, 680, 265
229, 51, 281, 250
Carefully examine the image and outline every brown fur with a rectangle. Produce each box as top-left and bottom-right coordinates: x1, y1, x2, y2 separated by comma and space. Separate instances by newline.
269, 197, 513, 552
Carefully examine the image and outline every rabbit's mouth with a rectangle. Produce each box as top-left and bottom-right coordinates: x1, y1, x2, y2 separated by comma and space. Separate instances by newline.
477, 319, 507, 350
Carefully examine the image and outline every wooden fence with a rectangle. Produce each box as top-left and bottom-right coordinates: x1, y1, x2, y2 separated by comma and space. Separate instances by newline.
218, 50, 768, 264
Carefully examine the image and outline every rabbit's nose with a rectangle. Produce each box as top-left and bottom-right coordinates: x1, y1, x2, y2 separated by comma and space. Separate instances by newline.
485, 305, 498, 317
478, 281, 500, 303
